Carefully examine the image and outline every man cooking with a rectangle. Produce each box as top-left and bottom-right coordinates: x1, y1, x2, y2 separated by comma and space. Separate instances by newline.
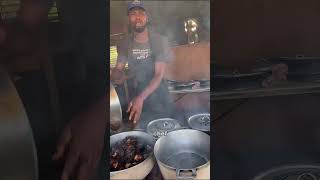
111, 0, 174, 130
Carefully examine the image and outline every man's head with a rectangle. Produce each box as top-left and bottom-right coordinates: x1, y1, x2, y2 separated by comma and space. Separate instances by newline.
127, 1, 148, 33
18, 0, 50, 28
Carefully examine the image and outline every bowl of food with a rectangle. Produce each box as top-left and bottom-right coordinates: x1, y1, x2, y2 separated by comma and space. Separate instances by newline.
110, 131, 155, 180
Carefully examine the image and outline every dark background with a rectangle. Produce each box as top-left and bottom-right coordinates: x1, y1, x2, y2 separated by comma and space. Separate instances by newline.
213, 0, 320, 69
212, 0, 320, 179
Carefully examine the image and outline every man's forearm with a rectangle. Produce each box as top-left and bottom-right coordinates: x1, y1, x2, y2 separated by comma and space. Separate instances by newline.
138, 75, 163, 100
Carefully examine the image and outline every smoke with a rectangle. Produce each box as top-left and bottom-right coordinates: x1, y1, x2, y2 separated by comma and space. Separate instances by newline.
142, 0, 210, 44
111, 0, 210, 45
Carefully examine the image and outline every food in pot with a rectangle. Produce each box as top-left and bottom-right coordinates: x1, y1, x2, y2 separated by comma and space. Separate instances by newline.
110, 136, 152, 171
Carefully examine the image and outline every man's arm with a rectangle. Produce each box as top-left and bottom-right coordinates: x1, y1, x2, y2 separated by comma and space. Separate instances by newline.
127, 34, 173, 122
139, 34, 172, 99
127, 62, 167, 122
138, 62, 166, 100
111, 62, 125, 78
111, 38, 128, 84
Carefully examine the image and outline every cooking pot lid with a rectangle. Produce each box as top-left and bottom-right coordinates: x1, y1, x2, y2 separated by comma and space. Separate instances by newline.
147, 118, 181, 139
188, 113, 210, 132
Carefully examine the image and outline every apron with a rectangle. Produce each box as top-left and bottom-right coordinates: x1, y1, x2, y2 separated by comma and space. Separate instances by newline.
127, 34, 174, 130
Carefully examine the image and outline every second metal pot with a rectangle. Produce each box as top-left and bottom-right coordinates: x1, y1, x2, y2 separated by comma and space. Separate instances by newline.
154, 129, 210, 179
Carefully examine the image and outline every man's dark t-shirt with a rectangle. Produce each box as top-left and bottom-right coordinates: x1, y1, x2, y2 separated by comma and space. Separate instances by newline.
116, 30, 174, 129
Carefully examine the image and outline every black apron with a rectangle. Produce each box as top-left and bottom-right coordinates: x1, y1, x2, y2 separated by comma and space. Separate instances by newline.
127, 33, 174, 130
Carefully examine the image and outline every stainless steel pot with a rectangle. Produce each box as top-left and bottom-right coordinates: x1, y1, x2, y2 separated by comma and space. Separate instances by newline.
147, 118, 181, 140
188, 113, 210, 133
0, 68, 38, 180
154, 129, 210, 179
110, 83, 122, 132
110, 131, 156, 180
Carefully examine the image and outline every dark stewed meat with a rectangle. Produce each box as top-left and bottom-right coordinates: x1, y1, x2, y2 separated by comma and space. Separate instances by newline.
110, 136, 152, 171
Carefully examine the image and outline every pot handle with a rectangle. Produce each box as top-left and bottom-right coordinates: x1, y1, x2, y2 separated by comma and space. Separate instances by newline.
176, 169, 197, 179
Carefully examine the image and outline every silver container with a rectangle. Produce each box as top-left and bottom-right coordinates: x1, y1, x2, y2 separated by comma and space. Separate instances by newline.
154, 129, 210, 179
110, 131, 156, 180
147, 118, 181, 140
110, 83, 122, 132
188, 113, 210, 133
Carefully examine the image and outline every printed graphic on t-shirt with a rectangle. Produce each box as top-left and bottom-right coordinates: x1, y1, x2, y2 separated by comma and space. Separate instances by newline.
132, 48, 152, 61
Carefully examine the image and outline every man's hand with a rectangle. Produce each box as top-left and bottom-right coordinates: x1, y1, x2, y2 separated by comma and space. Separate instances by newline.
127, 95, 144, 124
52, 101, 107, 180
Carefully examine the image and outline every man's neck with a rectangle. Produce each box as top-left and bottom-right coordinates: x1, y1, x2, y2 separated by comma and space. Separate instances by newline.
133, 28, 148, 43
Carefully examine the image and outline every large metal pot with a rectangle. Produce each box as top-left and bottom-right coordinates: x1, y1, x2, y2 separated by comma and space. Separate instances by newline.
154, 129, 210, 179
0, 68, 38, 180
110, 131, 156, 180
110, 83, 122, 132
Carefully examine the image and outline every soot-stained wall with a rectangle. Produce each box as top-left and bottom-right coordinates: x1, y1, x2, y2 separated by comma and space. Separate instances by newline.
213, 0, 320, 69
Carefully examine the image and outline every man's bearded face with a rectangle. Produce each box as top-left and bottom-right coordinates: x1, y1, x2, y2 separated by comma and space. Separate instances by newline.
128, 8, 147, 33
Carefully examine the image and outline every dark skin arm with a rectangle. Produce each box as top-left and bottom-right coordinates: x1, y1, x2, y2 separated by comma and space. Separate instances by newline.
128, 62, 167, 123
53, 96, 107, 180
111, 62, 126, 84
52, 0, 107, 178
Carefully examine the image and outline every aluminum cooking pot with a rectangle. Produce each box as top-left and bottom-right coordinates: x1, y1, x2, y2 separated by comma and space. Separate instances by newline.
154, 129, 210, 179
187, 113, 210, 134
0, 67, 38, 180
110, 131, 156, 180
110, 83, 122, 132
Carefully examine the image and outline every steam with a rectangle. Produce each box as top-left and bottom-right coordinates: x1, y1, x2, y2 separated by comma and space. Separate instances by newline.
143, 0, 210, 44
111, 0, 210, 45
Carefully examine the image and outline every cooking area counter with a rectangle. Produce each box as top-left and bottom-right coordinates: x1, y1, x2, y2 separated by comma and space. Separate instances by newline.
214, 93, 320, 179
213, 81, 320, 101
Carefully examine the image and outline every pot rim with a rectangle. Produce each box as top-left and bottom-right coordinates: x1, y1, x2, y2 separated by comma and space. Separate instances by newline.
156, 157, 210, 172
110, 152, 155, 175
